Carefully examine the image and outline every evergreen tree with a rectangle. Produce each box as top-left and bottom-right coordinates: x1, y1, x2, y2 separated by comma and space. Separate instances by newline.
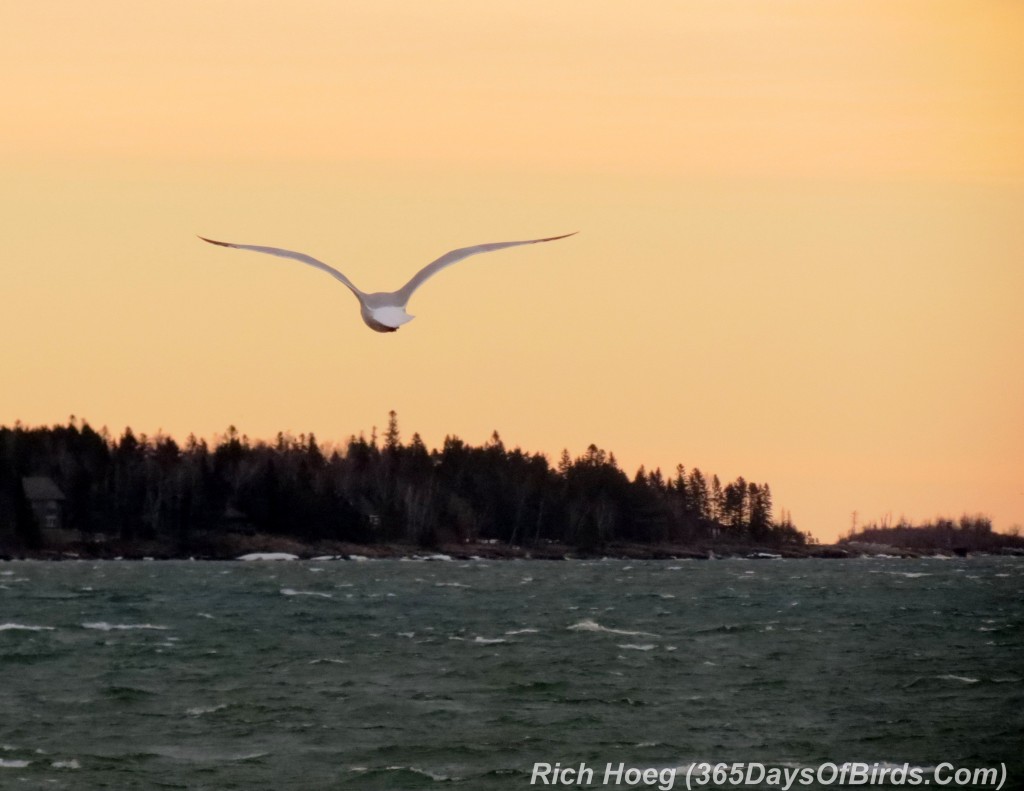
710, 474, 724, 523
384, 411, 400, 454
688, 468, 709, 522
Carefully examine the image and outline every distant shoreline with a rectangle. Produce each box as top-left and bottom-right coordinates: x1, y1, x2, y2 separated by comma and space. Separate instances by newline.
3, 535, 1022, 562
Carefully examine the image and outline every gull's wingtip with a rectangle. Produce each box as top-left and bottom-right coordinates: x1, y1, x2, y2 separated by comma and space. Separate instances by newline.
198, 235, 232, 247
542, 231, 578, 242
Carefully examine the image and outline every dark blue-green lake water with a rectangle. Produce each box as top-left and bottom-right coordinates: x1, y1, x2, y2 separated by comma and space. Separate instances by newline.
1, 557, 1021, 789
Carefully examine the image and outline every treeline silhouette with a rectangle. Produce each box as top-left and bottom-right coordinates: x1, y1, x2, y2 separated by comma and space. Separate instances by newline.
841, 515, 1024, 553
1, 415, 806, 553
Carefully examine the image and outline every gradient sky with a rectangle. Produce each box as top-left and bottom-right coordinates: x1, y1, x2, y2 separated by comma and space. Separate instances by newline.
3, 1, 1022, 541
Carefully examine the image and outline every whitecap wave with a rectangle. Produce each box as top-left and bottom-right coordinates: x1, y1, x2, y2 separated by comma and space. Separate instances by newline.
0, 623, 55, 632
386, 765, 454, 781
280, 588, 333, 598
186, 704, 228, 717
568, 619, 658, 637
472, 636, 507, 644
618, 643, 656, 651
81, 622, 169, 631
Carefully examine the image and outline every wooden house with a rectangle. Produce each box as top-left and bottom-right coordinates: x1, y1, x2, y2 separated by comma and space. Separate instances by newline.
21, 476, 66, 532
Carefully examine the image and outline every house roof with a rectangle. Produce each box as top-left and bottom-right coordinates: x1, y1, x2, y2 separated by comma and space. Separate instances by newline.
223, 505, 248, 520
22, 476, 66, 501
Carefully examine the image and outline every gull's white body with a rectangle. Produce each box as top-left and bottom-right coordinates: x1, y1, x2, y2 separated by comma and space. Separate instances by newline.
199, 232, 576, 332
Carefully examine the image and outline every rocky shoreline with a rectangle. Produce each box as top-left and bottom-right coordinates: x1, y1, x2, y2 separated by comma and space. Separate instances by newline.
3, 533, 1022, 562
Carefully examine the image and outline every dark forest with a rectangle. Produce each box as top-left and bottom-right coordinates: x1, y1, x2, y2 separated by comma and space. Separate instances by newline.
0, 414, 808, 556
841, 515, 1023, 554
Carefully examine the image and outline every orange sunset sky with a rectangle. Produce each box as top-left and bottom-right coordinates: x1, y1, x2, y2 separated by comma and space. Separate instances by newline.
2, 1, 1022, 541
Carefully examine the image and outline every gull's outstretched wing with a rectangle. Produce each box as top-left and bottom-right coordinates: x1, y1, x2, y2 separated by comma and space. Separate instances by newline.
393, 232, 577, 306
198, 237, 364, 300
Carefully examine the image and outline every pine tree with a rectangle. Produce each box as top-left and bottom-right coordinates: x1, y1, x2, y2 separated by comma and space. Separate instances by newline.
384, 411, 401, 453
688, 468, 709, 522
709, 473, 723, 522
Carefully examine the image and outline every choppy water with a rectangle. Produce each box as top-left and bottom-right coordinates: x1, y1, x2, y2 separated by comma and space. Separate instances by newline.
1, 557, 1021, 789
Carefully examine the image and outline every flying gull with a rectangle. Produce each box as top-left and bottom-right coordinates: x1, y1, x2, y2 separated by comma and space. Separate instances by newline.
199, 232, 577, 332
